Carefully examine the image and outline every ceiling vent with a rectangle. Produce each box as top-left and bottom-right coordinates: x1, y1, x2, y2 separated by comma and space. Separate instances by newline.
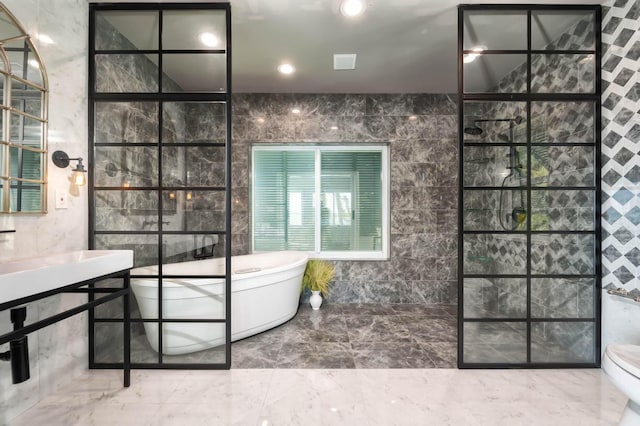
333, 54, 356, 70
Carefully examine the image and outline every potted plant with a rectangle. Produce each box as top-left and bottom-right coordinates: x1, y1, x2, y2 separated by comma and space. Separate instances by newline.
301, 260, 335, 310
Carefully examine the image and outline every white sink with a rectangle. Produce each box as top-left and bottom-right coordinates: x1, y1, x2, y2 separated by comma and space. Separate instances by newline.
0, 250, 133, 305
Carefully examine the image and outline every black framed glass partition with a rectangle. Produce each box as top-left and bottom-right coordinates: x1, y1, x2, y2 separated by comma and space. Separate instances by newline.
88, 3, 232, 369
458, 5, 601, 367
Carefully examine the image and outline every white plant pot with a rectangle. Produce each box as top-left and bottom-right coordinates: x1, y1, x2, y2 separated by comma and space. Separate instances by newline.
309, 290, 323, 310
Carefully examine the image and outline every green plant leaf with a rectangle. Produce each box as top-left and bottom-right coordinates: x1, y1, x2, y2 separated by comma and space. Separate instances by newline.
301, 260, 335, 298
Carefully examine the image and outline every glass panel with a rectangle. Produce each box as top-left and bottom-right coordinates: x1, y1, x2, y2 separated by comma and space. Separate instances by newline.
532, 11, 595, 50
94, 190, 159, 231
94, 146, 158, 187
531, 146, 594, 187
0, 101, 4, 140
93, 277, 143, 320
10, 183, 41, 212
464, 54, 527, 93
162, 102, 226, 143
95, 54, 159, 93
0, 10, 23, 41
162, 323, 226, 364
162, 146, 225, 187
8, 146, 18, 176
10, 112, 43, 147
464, 190, 527, 231
11, 81, 43, 118
531, 189, 594, 231
162, 278, 225, 321
94, 102, 159, 144
95, 11, 159, 51
463, 101, 527, 143
321, 151, 382, 252
463, 11, 527, 50
162, 54, 226, 92
531, 278, 595, 319
531, 322, 595, 363
532, 54, 595, 94
5, 48, 43, 85
162, 10, 227, 50
8, 148, 42, 180
93, 322, 124, 363
463, 146, 527, 187
253, 150, 315, 252
162, 234, 226, 265
463, 234, 527, 275
463, 322, 527, 363
94, 322, 158, 364
163, 190, 226, 232
95, 234, 158, 268
464, 278, 527, 318
531, 234, 594, 275
531, 101, 594, 143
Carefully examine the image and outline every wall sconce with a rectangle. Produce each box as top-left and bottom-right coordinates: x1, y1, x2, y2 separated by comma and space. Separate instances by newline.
52, 150, 87, 186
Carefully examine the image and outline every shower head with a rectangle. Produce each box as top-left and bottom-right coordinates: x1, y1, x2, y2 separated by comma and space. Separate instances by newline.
464, 126, 483, 135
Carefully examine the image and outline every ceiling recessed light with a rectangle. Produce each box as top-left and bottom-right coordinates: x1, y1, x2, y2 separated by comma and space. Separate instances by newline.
277, 63, 295, 75
408, 115, 417, 121
291, 108, 301, 114
198, 32, 219, 48
256, 117, 265, 124
340, 0, 366, 17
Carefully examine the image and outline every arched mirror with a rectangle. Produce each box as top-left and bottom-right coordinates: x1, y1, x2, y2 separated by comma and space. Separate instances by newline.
0, 3, 48, 213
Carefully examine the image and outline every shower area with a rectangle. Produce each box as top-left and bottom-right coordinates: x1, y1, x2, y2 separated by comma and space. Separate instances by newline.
88, 3, 232, 368
458, 5, 601, 366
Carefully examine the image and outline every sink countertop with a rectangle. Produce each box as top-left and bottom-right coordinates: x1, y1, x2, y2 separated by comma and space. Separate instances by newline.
0, 250, 133, 305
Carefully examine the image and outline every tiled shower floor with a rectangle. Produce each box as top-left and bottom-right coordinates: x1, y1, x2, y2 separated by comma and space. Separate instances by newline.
118, 304, 458, 368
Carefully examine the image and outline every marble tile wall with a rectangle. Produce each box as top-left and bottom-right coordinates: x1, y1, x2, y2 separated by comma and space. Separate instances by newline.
0, 0, 90, 423
600, 0, 640, 354
232, 93, 458, 304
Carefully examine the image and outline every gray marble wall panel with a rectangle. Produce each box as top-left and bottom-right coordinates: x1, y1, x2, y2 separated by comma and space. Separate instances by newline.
232, 93, 458, 304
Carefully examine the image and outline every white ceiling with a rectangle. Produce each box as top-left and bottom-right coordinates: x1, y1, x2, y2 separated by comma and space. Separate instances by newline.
98, 0, 604, 94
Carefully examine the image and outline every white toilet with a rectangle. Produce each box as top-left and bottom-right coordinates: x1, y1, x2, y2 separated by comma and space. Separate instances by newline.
603, 344, 640, 425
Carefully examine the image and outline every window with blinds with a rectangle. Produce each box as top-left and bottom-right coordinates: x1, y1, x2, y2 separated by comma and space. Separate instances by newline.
252, 145, 389, 260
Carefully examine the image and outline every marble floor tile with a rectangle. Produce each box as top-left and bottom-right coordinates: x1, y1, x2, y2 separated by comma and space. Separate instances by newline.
9, 369, 626, 426
420, 341, 457, 368
277, 342, 356, 368
351, 342, 436, 368
345, 315, 415, 343
402, 317, 458, 343
231, 340, 281, 368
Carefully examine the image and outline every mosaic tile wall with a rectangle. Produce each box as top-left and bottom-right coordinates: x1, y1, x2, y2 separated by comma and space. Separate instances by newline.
601, 0, 640, 295
232, 94, 458, 304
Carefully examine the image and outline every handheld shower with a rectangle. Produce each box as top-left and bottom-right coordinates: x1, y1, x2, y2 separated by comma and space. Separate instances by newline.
463, 115, 526, 230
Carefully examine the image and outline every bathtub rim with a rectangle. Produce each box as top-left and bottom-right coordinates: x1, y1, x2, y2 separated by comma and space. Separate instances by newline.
130, 250, 309, 288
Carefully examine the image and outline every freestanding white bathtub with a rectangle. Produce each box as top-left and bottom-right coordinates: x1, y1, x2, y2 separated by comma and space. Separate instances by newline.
130, 251, 308, 355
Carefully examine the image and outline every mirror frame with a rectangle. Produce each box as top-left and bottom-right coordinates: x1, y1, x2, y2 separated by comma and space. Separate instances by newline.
0, 2, 49, 214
